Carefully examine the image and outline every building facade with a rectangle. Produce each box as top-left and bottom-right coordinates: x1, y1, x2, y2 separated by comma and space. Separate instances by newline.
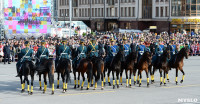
56, 0, 200, 33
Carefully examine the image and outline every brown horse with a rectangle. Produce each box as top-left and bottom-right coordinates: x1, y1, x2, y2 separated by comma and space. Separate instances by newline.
125, 51, 138, 87
168, 47, 188, 85
91, 57, 104, 90
36, 59, 55, 94
136, 51, 152, 87
56, 58, 71, 92
149, 47, 171, 85
76, 58, 93, 90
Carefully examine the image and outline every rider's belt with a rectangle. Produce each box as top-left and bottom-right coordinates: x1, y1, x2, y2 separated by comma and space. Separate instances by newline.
112, 52, 116, 56
61, 53, 68, 55
125, 50, 129, 52
24, 56, 30, 58
40, 55, 46, 57
171, 51, 175, 54
139, 51, 144, 55
80, 53, 85, 55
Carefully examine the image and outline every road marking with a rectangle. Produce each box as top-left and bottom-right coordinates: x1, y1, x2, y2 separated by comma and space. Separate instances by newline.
59, 91, 115, 96
163, 84, 200, 88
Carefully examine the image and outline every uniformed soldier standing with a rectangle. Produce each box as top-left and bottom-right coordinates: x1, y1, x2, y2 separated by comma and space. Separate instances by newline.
16, 41, 34, 77
87, 38, 98, 59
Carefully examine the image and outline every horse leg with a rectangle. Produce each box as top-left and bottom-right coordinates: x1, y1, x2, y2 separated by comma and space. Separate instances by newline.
25, 76, 30, 94
91, 73, 94, 87
30, 74, 34, 95
137, 70, 140, 84
139, 70, 142, 87
116, 71, 120, 88
20, 76, 25, 93
125, 70, 128, 87
180, 69, 185, 83
101, 72, 104, 90
81, 72, 85, 90
57, 72, 60, 89
39, 74, 42, 90
61, 73, 65, 93
107, 69, 111, 86
149, 65, 153, 83
74, 72, 77, 89
129, 69, 133, 87
163, 70, 166, 85
145, 69, 149, 87
103, 69, 106, 86
78, 72, 80, 88
120, 70, 123, 85
133, 69, 136, 85
112, 71, 115, 89
175, 68, 178, 85
159, 69, 163, 85
43, 74, 47, 93
94, 73, 98, 90
152, 67, 155, 83
166, 69, 170, 82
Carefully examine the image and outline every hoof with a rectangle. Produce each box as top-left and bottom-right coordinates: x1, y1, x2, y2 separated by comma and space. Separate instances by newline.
108, 82, 111, 86
139, 83, 141, 87
134, 81, 136, 85
57, 85, 59, 89
30, 92, 33, 95
43, 91, 45, 94
129, 84, 132, 87
93, 88, 96, 90
126, 85, 128, 87
91, 84, 93, 87
52, 91, 54, 95
77, 85, 80, 88
63, 89, 65, 93
160, 82, 162, 85
27, 91, 29, 94
137, 81, 139, 84
117, 85, 119, 88
180, 80, 183, 83
74, 85, 76, 89
164, 83, 166, 85
21, 89, 25, 93
86, 88, 89, 90
113, 85, 115, 89
101, 87, 104, 90
176, 81, 178, 85
121, 83, 123, 85
167, 79, 170, 82
81, 87, 83, 90
39, 87, 42, 90
104, 82, 106, 86
147, 83, 149, 87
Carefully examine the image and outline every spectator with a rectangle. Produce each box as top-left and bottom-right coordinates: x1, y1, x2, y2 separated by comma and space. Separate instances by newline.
3, 42, 11, 64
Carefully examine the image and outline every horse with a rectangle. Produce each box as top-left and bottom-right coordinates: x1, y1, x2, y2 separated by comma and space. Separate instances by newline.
76, 58, 93, 90
109, 48, 125, 89
150, 43, 156, 56
136, 51, 152, 87
36, 59, 55, 94
149, 46, 171, 85
18, 60, 35, 95
91, 56, 104, 90
125, 51, 138, 87
56, 58, 71, 92
168, 47, 188, 85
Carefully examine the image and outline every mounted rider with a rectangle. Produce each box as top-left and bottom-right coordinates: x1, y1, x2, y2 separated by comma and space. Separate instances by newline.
104, 37, 119, 65
152, 38, 165, 66
35, 40, 49, 67
169, 38, 177, 64
136, 38, 146, 62
87, 37, 98, 59
56, 38, 71, 68
73, 39, 87, 68
16, 41, 34, 77
122, 36, 130, 58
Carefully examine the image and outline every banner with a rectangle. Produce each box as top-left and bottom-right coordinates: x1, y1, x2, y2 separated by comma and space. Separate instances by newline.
4, 0, 51, 34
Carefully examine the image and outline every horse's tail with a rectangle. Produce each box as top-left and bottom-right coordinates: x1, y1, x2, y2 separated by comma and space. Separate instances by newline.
65, 59, 71, 83
96, 60, 102, 82
48, 60, 54, 87
87, 61, 93, 82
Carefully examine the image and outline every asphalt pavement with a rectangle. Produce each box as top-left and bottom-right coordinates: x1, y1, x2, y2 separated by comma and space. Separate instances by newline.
0, 56, 200, 104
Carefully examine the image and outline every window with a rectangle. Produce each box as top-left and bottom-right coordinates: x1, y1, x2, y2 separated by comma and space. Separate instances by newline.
161, 7, 163, 17
156, 7, 159, 17
165, 7, 168, 17
129, 7, 131, 17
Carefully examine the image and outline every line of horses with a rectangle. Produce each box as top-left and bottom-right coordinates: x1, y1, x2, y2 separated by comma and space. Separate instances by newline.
18, 44, 189, 95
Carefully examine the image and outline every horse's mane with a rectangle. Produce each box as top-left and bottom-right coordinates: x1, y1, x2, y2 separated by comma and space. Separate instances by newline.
126, 51, 137, 63
140, 51, 151, 63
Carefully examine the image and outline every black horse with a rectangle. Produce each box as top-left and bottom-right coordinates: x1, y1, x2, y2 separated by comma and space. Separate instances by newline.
36, 59, 55, 94
56, 58, 71, 92
109, 48, 125, 89
168, 47, 188, 85
18, 60, 35, 95
149, 46, 171, 85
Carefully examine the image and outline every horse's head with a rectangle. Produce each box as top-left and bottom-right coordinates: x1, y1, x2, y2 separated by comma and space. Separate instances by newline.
179, 47, 188, 59
165, 46, 171, 59
144, 51, 152, 64
184, 47, 189, 59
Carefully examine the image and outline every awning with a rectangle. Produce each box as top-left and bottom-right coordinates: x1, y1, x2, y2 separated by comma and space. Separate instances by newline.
149, 26, 157, 29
